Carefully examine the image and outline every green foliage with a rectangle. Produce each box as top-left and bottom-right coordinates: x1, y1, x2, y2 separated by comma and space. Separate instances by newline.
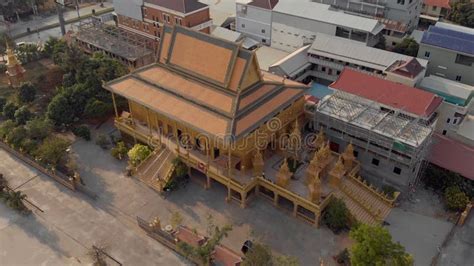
84, 99, 110, 119
18, 82, 37, 103
14, 106, 32, 125
20, 138, 39, 154
6, 127, 27, 148
3, 102, 18, 120
111, 141, 128, 160
43, 37, 65, 58
0, 97, 7, 111
34, 137, 71, 167
170, 211, 183, 229
243, 242, 299, 266
1, 190, 29, 214
172, 157, 189, 178
422, 164, 474, 198
322, 198, 350, 233
447, 0, 474, 28
350, 224, 414, 266
127, 144, 151, 166
444, 186, 470, 211
72, 125, 91, 141
382, 185, 396, 199
95, 134, 110, 149
62, 72, 76, 88
16, 43, 41, 64
0, 120, 16, 140
25, 118, 53, 141
178, 220, 233, 266
393, 38, 419, 57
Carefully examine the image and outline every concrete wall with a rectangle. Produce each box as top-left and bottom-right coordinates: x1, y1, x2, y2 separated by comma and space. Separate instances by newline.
236, 3, 273, 45
385, 0, 422, 31
114, 0, 144, 21
417, 45, 474, 86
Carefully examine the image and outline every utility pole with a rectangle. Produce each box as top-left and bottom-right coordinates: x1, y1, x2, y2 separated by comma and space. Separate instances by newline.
55, 1, 66, 36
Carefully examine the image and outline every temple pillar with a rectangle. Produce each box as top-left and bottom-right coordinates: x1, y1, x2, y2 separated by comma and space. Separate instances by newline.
274, 193, 279, 206
293, 203, 298, 217
111, 92, 119, 118
240, 192, 247, 208
252, 149, 264, 177
342, 143, 356, 171
329, 156, 346, 188
205, 175, 211, 189
226, 185, 231, 203
276, 159, 292, 188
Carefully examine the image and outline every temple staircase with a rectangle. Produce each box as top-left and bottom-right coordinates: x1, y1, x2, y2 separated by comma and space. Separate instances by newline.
136, 147, 175, 192
334, 177, 394, 226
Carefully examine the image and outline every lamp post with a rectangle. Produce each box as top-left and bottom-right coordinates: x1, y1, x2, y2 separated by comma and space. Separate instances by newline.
55, 0, 66, 36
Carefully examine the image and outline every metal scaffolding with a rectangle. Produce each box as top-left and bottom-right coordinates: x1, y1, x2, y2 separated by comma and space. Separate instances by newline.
74, 19, 155, 63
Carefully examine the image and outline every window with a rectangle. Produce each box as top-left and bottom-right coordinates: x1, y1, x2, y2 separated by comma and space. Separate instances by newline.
447, 118, 450, 123
371, 158, 380, 166
242, 24, 245, 28
393, 167, 402, 175
261, 29, 265, 33
175, 17, 182, 25
353, 150, 359, 158
424, 51, 430, 58
442, 130, 447, 135
432, 6, 437, 11
454, 119, 457, 124
397, 0, 405, 4
163, 13, 170, 23
143, 8, 147, 16
456, 75, 462, 81
455, 54, 474, 66
321, 67, 326, 72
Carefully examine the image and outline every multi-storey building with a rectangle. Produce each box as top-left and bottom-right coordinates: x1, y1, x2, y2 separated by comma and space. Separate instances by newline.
417, 22, 474, 86
421, 0, 451, 19
269, 33, 427, 86
306, 68, 442, 188
235, 0, 279, 45
271, 1, 384, 52
114, 0, 212, 42
312, 0, 422, 32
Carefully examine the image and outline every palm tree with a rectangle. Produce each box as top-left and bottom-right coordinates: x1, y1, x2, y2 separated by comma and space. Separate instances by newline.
4, 190, 28, 212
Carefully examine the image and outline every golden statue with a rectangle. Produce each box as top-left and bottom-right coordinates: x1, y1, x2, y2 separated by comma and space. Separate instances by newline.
342, 143, 356, 170
308, 176, 321, 203
313, 129, 326, 150
276, 158, 292, 188
329, 155, 345, 188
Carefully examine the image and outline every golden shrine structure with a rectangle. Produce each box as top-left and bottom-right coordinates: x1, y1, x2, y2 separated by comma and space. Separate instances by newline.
104, 25, 399, 227
4, 42, 26, 87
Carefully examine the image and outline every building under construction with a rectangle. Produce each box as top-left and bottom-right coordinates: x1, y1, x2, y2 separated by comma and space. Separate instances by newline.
73, 19, 155, 69
306, 69, 443, 189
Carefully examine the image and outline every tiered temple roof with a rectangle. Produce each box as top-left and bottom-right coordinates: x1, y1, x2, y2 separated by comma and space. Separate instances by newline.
105, 25, 307, 141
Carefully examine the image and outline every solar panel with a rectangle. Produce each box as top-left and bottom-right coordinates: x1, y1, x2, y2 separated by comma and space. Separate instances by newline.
421, 25, 474, 55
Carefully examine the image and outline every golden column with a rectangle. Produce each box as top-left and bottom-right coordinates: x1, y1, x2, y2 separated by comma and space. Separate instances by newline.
276, 158, 292, 188
252, 149, 264, 177
342, 143, 356, 171
329, 156, 346, 188
5, 42, 26, 87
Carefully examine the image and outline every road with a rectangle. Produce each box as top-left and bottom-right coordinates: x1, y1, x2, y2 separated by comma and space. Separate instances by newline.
0, 148, 187, 265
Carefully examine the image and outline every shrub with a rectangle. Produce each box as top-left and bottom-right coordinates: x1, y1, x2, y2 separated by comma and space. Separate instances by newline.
84, 99, 110, 119
444, 186, 469, 211
172, 157, 188, 178
34, 137, 71, 167
127, 144, 151, 167
382, 185, 396, 199
6, 127, 27, 148
25, 118, 53, 141
72, 125, 91, 141
0, 120, 16, 140
0, 97, 6, 111
3, 102, 18, 120
95, 134, 110, 149
20, 138, 38, 154
322, 198, 350, 233
111, 141, 128, 160
14, 106, 32, 125
17, 82, 36, 103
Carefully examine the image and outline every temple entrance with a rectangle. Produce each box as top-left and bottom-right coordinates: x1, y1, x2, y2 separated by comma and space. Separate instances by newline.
329, 141, 339, 153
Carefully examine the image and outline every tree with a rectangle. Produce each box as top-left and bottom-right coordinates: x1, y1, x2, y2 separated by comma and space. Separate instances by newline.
0, 97, 7, 111
72, 125, 91, 141
111, 141, 128, 160
25, 118, 53, 141
447, 0, 474, 28
95, 134, 110, 149
393, 38, 419, 57
84, 99, 110, 119
0, 120, 16, 140
43, 37, 65, 58
14, 106, 32, 125
3, 102, 18, 120
178, 222, 233, 265
172, 157, 189, 178
127, 144, 152, 167
87, 245, 108, 266
243, 242, 299, 266
18, 82, 37, 103
6, 127, 28, 148
2, 190, 29, 213
322, 198, 350, 233
16, 43, 41, 64
350, 224, 414, 266
46, 91, 76, 126
444, 186, 469, 211
34, 137, 71, 167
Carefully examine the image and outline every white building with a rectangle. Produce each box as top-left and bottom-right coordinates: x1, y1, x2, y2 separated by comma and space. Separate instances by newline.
235, 0, 278, 45
270, 1, 384, 52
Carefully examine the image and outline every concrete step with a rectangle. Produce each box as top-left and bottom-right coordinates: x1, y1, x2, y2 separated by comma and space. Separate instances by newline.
334, 190, 377, 226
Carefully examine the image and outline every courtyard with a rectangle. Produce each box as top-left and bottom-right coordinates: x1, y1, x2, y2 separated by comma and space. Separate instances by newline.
0, 118, 459, 265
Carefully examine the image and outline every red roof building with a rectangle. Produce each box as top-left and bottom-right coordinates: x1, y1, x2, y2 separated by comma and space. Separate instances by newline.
428, 134, 474, 180
423, 0, 451, 9
329, 68, 443, 117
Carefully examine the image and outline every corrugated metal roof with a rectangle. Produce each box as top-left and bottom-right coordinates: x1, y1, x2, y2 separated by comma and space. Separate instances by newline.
269, 45, 310, 77
418, 76, 474, 106
429, 134, 474, 180
308, 33, 417, 71
212, 27, 242, 42
273, 0, 384, 34
421, 22, 474, 55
